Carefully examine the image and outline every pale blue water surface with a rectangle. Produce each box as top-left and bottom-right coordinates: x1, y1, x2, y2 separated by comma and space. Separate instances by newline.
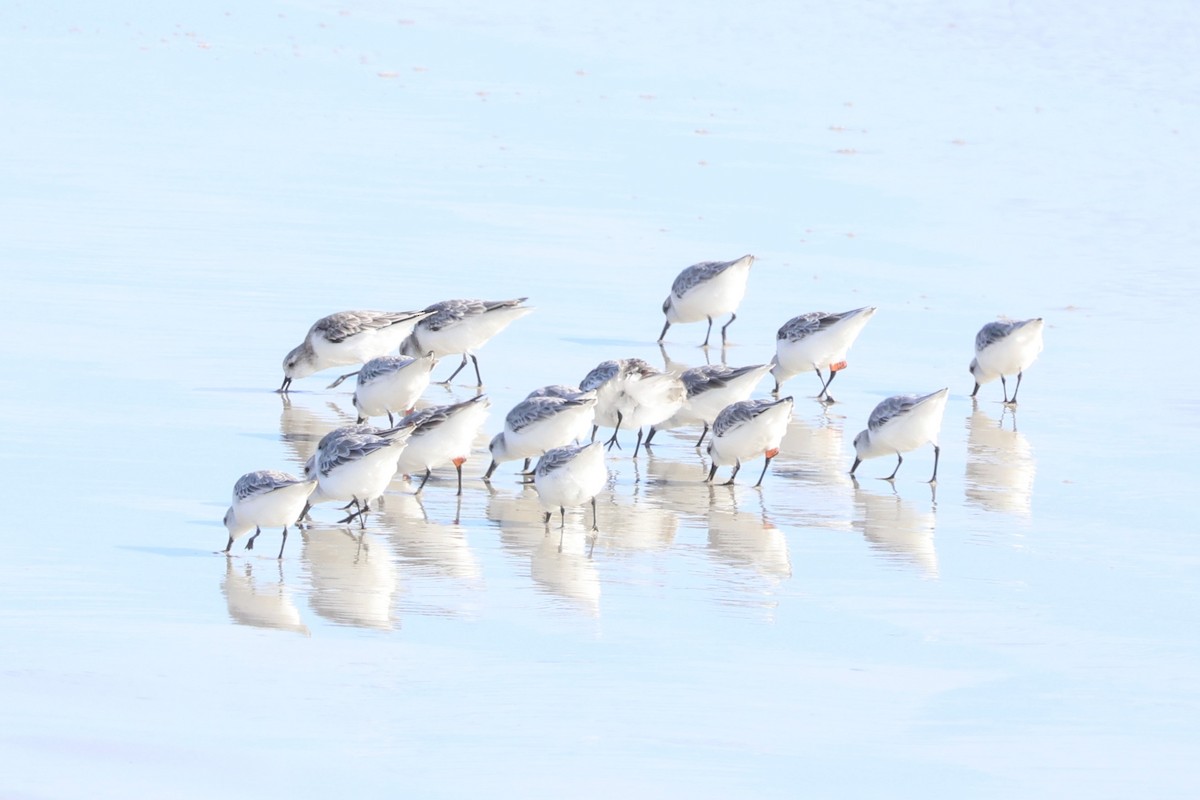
2, 1, 1199, 797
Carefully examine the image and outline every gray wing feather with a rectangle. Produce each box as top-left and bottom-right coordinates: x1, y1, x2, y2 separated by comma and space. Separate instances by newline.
234, 470, 307, 501
681, 364, 764, 397
317, 433, 394, 476
777, 311, 842, 342
580, 361, 620, 391
421, 298, 528, 332
975, 319, 1039, 351
313, 310, 425, 344
358, 355, 416, 384
506, 396, 589, 432
398, 395, 487, 436
671, 259, 737, 297
867, 395, 919, 431
712, 398, 789, 437
535, 444, 585, 477
526, 384, 582, 399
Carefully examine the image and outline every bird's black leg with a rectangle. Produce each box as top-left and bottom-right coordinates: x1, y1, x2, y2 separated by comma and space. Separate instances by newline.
702, 315, 714, 347
604, 411, 624, 449
885, 453, 903, 481
440, 354, 469, 385
469, 354, 483, 387
720, 313, 736, 346
695, 422, 709, 448
754, 454, 774, 488
1009, 371, 1023, 405
522, 457, 531, 472
245, 526, 261, 550
706, 462, 718, 483
723, 460, 741, 485
928, 444, 941, 483
387, 411, 394, 426
455, 461, 464, 496
590, 496, 599, 532
542, 511, 551, 525
632, 428, 645, 459
822, 369, 838, 403
415, 469, 433, 494
644, 426, 658, 446
1000, 375, 1010, 404
276, 527, 288, 560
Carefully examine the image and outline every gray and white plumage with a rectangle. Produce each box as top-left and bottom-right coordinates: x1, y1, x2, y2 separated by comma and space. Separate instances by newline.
393, 395, 491, 494
223, 469, 317, 559
851, 388, 949, 482
705, 396, 794, 486
399, 298, 533, 386
646, 363, 772, 448
280, 309, 432, 391
770, 306, 877, 401
533, 441, 609, 539
970, 317, 1045, 404
580, 358, 685, 456
659, 254, 754, 346
350, 353, 437, 425
486, 393, 598, 477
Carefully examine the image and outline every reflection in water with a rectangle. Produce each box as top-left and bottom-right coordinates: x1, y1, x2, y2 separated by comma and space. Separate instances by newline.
852, 484, 938, 577
486, 484, 605, 615
278, 395, 355, 470
965, 404, 1036, 517
530, 530, 601, 616
220, 559, 310, 635
592, 483, 680, 553
301, 527, 400, 630
381, 493, 482, 583
778, 410, 850, 486
706, 497, 792, 582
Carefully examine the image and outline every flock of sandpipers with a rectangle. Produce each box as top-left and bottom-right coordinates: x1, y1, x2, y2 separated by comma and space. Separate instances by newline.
222, 255, 1046, 559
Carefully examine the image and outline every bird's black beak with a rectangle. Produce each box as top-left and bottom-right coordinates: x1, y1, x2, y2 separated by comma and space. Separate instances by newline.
970, 381, 979, 398
483, 459, 498, 481
278, 376, 292, 393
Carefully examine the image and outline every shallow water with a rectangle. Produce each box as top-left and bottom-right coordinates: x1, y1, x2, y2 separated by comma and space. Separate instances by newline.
3, 1, 1199, 796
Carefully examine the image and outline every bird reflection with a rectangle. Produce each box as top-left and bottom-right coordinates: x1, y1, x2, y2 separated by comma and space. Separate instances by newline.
591, 484, 679, 553
220, 559, 310, 635
852, 483, 938, 577
706, 497, 793, 582
530, 530, 601, 616
965, 403, 1036, 517
301, 527, 400, 630
278, 394, 355, 470
380, 493, 482, 583
777, 409, 850, 487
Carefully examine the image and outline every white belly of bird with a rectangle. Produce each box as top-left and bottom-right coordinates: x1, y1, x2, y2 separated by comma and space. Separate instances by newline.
396, 407, 488, 473
615, 373, 686, 429
313, 325, 409, 368
873, 398, 949, 455
355, 367, 431, 419
235, 482, 314, 530
669, 267, 750, 323
709, 404, 792, 467
318, 447, 401, 503
535, 448, 607, 512
775, 316, 871, 379
685, 370, 768, 425
977, 323, 1044, 380
507, 404, 596, 459
416, 307, 532, 357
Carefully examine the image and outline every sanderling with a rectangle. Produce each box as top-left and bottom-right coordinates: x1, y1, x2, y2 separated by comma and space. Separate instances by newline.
395, 394, 491, 495
581, 358, 685, 457
309, 427, 413, 525
333, 353, 437, 425
851, 388, 950, 482
222, 470, 317, 559
705, 396, 794, 487
484, 392, 598, 480
970, 317, 1045, 404
645, 363, 772, 448
533, 441, 609, 545
770, 306, 877, 402
400, 298, 533, 386
658, 254, 754, 347
279, 309, 432, 392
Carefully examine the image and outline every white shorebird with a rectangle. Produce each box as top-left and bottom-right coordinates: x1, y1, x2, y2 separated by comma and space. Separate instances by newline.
308, 427, 412, 525
969, 317, 1045, 404
395, 395, 491, 495
644, 363, 772, 448
222, 470, 317, 559
705, 396, 794, 487
484, 392, 598, 479
658, 254, 754, 347
770, 306, 877, 402
328, 353, 437, 425
533, 441, 609, 546
580, 358, 685, 457
279, 309, 432, 392
851, 388, 950, 482
400, 298, 533, 386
